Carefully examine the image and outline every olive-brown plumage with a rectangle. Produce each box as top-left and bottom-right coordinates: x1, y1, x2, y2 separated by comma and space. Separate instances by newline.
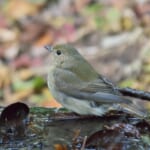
46, 44, 146, 117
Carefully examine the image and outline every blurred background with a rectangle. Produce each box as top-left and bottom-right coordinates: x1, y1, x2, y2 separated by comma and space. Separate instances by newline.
0, 0, 150, 107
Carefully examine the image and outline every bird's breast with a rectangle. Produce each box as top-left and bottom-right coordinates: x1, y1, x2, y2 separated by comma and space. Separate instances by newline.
47, 67, 65, 103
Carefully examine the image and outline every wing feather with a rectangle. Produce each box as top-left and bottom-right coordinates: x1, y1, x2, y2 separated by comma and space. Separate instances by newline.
54, 68, 131, 104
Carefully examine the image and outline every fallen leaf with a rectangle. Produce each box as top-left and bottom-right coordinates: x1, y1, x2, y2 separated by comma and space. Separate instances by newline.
0, 102, 29, 126
12, 54, 31, 69
0, 65, 11, 88
34, 31, 54, 47
0, 102, 29, 138
86, 123, 140, 149
6, 89, 33, 103
42, 88, 62, 107
2, 0, 38, 20
54, 144, 68, 150
33, 76, 45, 92
18, 69, 34, 80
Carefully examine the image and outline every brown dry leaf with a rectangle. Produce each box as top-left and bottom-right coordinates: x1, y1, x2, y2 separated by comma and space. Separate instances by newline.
5, 89, 33, 104
0, 102, 29, 126
34, 31, 54, 47
56, 20, 96, 43
12, 54, 31, 69
72, 129, 83, 150
17, 69, 34, 80
109, 0, 127, 10
2, 0, 38, 20
71, 0, 91, 13
86, 123, 140, 149
54, 144, 68, 150
20, 20, 47, 43
0, 65, 11, 88
73, 129, 81, 141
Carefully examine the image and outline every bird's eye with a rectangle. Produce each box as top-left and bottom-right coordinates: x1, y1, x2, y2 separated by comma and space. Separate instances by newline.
56, 50, 61, 55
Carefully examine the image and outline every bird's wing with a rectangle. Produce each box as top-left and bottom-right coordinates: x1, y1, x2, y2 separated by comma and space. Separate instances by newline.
54, 69, 131, 104
80, 75, 117, 94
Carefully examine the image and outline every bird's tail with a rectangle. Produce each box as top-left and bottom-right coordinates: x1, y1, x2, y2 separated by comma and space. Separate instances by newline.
114, 99, 147, 117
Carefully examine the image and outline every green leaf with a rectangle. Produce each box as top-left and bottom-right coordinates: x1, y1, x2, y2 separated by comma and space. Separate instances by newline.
12, 78, 34, 91
119, 79, 136, 88
84, 3, 103, 14
106, 7, 121, 23
95, 16, 106, 28
33, 76, 46, 91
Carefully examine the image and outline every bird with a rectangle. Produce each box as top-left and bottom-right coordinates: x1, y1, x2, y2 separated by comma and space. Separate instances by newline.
45, 44, 146, 117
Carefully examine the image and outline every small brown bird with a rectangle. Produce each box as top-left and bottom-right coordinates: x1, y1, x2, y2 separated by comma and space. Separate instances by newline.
45, 44, 146, 117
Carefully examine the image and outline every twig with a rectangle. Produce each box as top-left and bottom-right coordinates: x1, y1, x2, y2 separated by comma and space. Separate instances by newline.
102, 75, 150, 101
81, 136, 87, 150
117, 87, 150, 101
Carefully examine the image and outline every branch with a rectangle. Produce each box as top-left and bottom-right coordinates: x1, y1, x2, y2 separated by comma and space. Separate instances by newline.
117, 87, 150, 101
101, 76, 150, 101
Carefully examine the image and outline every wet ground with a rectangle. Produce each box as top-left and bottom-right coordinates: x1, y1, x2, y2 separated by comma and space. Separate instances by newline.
0, 106, 150, 150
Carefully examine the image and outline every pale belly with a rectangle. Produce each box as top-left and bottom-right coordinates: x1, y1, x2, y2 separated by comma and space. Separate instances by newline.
59, 96, 108, 116
48, 84, 108, 116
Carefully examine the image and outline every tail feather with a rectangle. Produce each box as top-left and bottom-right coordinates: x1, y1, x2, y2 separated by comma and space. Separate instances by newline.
113, 100, 147, 117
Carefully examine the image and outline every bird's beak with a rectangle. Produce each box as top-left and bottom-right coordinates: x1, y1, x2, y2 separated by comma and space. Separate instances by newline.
44, 45, 53, 52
